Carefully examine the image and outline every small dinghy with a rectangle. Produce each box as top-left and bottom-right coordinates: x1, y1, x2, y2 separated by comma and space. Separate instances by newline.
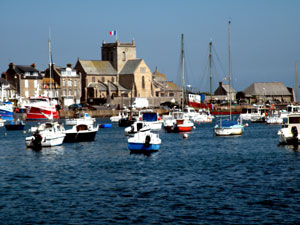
128, 131, 161, 152
99, 123, 112, 128
5, 119, 25, 131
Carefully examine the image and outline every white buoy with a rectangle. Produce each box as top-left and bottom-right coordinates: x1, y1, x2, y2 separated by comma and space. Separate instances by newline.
183, 133, 188, 139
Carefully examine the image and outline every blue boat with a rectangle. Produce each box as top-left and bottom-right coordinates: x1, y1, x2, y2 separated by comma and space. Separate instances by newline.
0, 101, 13, 121
128, 131, 161, 152
99, 123, 112, 128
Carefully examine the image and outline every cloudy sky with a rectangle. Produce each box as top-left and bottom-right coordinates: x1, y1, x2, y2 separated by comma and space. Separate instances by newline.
1, 0, 300, 97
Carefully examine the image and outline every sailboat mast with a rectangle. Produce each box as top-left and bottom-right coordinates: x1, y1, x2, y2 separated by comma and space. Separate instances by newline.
48, 39, 52, 97
296, 61, 298, 102
181, 33, 185, 111
228, 20, 232, 120
209, 40, 212, 102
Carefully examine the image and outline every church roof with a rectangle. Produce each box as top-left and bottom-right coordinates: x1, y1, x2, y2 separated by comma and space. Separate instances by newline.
243, 82, 291, 96
167, 81, 181, 91
153, 67, 167, 81
119, 59, 142, 75
78, 60, 116, 75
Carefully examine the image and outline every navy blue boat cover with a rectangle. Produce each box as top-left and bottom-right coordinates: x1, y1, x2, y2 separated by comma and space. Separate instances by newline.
142, 113, 157, 121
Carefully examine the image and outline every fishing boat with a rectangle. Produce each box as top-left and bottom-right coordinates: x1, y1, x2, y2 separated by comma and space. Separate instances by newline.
194, 109, 214, 123
138, 110, 162, 130
124, 121, 151, 137
278, 114, 300, 145
64, 123, 98, 142
26, 38, 66, 149
5, 119, 25, 130
26, 121, 65, 148
24, 96, 59, 120
65, 111, 95, 126
127, 131, 161, 152
164, 34, 194, 133
0, 101, 13, 121
214, 20, 244, 136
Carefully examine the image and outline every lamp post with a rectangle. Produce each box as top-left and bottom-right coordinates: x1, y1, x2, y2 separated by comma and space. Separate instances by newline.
263, 88, 266, 104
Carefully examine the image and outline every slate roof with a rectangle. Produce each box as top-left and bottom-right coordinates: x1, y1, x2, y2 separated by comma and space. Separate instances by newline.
167, 81, 181, 91
243, 82, 291, 96
222, 84, 236, 94
79, 60, 117, 75
119, 59, 142, 75
15, 65, 39, 73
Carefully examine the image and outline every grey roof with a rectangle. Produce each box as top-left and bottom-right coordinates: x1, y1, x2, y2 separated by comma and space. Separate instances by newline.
119, 59, 142, 75
222, 84, 236, 93
79, 60, 117, 75
243, 82, 291, 96
0, 78, 11, 86
15, 65, 39, 73
88, 82, 107, 91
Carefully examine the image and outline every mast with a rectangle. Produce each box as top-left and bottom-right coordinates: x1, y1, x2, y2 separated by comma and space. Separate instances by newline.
209, 40, 212, 102
296, 61, 298, 102
181, 33, 185, 111
48, 36, 53, 120
228, 20, 232, 120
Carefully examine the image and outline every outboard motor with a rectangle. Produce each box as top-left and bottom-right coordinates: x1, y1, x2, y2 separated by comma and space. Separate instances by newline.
291, 126, 298, 146
32, 131, 42, 150
144, 135, 151, 147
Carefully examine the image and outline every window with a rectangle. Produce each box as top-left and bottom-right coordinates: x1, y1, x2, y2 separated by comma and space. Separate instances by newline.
156, 91, 159, 97
68, 80, 72, 87
102, 77, 105, 82
25, 90, 29, 97
68, 90, 72, 96
62, 79, 65, 86
74, 80, 77, 87
122, 52, 126, 61
63, 90, 66, 96
92, 77, 95, 82
169, 93, 174, 97
25, 80, 28, 88
74, 90, 77, 96
112, 77, 114, 83
34, 80, 37, 88
142, 76, 145, 89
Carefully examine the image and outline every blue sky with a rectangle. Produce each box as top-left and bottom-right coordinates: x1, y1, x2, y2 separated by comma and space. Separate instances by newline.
1, 0, 300, 96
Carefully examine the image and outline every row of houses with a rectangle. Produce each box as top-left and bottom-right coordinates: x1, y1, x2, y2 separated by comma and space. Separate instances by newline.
0, 40, 182, 108
0, 38, 295, 108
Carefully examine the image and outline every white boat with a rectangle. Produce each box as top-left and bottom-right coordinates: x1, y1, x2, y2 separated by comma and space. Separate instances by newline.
128, 131, 161, 152
240, 105, 267, 121
278, 114, 300, 145
110, 110, 129, 123
214, 21, 244, 136
266, 111, 283, 125
183, 106, 198, 122
164, 111, 194, 133
124, 121, 151, 137
194, 109, 214, 123
26, 121, 66, 148
64, 122, 98, 142
138, 111, 162, 130
65, 111, 95, 126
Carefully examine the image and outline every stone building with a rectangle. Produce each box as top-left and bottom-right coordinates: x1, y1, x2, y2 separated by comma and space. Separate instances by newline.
5, 63, 43, 99
75, 40, 153, 105
43, 64, 81, 106
213, 81, 237, 102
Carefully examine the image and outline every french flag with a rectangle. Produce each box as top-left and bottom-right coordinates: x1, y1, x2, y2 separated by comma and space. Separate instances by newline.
109, 30, 117, 36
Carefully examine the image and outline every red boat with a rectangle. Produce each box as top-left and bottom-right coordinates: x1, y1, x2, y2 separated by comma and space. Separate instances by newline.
24, 97, 59, 120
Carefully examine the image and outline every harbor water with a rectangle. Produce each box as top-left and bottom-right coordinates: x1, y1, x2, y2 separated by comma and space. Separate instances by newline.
1, 119, 300, 224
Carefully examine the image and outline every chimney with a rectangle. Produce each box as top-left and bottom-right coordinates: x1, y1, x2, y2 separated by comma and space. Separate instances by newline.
9, 62, 14, 69
1, 72, 6, 79
66, 63, 72, 68
219, 81, 223, 87
31, 63, 36, 68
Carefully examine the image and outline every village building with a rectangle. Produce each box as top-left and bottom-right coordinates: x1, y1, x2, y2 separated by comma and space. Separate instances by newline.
237, 82, 294, 104
43, 64, 81, 106
212, 81, 237, 102
0, 77, 15, 101
5, 63, 43, 100
152, 68, 181, 104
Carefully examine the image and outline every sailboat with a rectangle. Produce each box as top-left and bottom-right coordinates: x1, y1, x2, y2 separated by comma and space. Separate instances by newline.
214, 21, 244, 136
164, 34, 194, 133
26, 37, 65, 149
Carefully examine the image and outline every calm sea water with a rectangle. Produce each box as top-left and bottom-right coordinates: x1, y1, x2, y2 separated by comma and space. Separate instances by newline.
0, 119, 300, 224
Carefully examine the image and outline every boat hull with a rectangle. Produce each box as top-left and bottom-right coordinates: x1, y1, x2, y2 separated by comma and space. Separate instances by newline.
128, 143, 160, 151
26, 107, 59, 120
214, 126, 243, 136
64, 131, 97, 142
26, 134, 65, 147
5, 124, 25, 130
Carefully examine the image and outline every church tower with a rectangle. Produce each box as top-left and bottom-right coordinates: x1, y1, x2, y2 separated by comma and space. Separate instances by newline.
101, 40, 136, 73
